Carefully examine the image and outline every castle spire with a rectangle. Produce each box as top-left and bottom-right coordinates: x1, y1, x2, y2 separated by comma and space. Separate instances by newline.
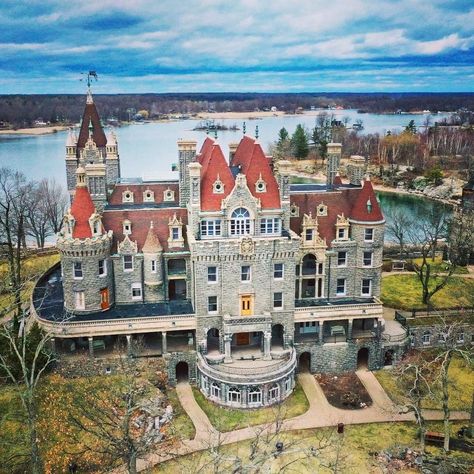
86, 87, 93, 104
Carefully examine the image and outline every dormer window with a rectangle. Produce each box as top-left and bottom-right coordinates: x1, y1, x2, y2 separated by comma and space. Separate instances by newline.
168, 213, 184, 248
172, 227, 179, 240
230, 207, 251, 236
335, 214, 350, 241
255, 174, 266, 193
122, 190, 134, 203
163, 188, 175, 202
290, 203, 299, 218
305, 229, 313, 241
123, 220, 132, 235
213, 176, 224, 194
367, 199, 372, 213
143, 190, 154, 202
317, 204, 327, 217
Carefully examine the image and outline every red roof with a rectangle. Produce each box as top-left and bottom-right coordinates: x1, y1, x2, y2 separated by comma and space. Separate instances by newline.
231, 136, 281, 209
199, 140, 235, 211
70, 186, 96, 239
102, 208, 188, 253
77, 101, 107, 150
349, 179, 384, 222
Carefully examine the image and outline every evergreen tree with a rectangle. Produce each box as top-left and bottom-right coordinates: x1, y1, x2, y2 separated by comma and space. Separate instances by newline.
291, 124, 309, 160
405, 119, 417, 134
277, 127, 289, 144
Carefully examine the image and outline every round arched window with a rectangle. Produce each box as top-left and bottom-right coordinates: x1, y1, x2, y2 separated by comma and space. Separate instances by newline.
230, 208, 251, 236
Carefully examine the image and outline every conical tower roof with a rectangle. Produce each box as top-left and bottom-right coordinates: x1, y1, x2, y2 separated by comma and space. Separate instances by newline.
70, 167, 96, 239
77, 89, 107, 150
142, 222, 162, 253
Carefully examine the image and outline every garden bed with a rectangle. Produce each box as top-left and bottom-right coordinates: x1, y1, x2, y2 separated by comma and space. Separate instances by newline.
315, 373, 373, 410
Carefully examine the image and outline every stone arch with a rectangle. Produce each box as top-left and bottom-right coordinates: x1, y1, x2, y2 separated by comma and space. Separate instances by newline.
357, 347, 369, 369
207, 328, 220, 353
175, 361, 189, 382
384, 350, 394, 366
299, 351, 311, 372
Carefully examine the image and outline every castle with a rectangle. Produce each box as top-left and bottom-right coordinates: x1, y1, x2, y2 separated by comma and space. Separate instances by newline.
32, 90, 408, 408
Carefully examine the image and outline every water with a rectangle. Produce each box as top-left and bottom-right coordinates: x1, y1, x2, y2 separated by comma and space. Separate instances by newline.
0, 110, 452, 241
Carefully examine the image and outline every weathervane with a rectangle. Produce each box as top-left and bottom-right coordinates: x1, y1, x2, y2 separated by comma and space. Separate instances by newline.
80, 71, 98, 88
243, 121, 246, 135
255, 125, 259, 139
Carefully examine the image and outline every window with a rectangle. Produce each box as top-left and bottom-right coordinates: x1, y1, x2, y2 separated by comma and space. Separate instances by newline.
300, 322, 317, 333
73, 261, 83, 279
131, 283, 142, 300
230, 207, 251, 236
122, 191, 134, 203
363, 251, 373, 267
248, 387, 262, 405
208, 296, 218, 313
143, 190, 154, 202
422, 331, 431, 345
151, 260, 157, 273
273, 292, 283, 309
74, 291, 85, 310
213, 179, 224, 194
285, 378, 292, 393
123, 220, 131, 235
274, 263, 284, 279
364, 228, 374, 242
260, 217, 281, 235
228, 387, 241, 404
336, 278, 346, 295
305, 229, 313, 241
241, 265, 251, 282
361, 279, 372, 296
98, 259, 106, 277
171, 227, 179, 240
200, 219, 222, 237
317, 204, 327, 216
208, 266, 218, 283
93, 220, 101, 235
211, 382, 221, 399
163, 189, 175, 202
338, 228, 346, 239
337, 251, 347, 267
268, 384, 280, 402
123, 255, 133, 272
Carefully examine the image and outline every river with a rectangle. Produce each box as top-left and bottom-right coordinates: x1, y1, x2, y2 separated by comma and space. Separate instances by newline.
0, 109, 452, 241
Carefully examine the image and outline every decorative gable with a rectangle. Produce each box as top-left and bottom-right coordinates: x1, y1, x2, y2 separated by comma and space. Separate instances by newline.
213, 175, 225, 194
163, 188, 175, 202
143, 189, 155, 202
335, 213, 350, 241
118, 234, 138, 254
255, 173, 267, 193
168, 213, 184, 248
122, 190, 134, 203
301, 213, 326, 249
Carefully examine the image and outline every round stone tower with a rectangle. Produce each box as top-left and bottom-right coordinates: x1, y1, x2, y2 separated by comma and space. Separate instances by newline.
142, 221, 164, 302
57, 167, 114, 313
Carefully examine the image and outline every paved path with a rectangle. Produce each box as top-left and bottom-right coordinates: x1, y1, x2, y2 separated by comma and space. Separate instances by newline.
134, 373, 469, 472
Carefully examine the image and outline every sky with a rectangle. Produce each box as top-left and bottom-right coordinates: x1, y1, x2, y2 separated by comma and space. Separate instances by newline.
1, 0, 474, 93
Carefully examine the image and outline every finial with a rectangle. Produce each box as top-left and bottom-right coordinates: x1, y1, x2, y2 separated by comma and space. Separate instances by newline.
214, 128, 218, 140
255, 125, 259, 139
88, 117, 93, 138
243, 121, 246, 135
86, 87, 93, 104
150, 221, 154, 229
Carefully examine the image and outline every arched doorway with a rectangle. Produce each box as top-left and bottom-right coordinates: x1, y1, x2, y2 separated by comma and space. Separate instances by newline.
207, 328, 220, 353
176, 361, 189, 382
384, 350, 394, 366
299, 352, 311, 372
357, 348, 369, 369
272, 324, 284, 348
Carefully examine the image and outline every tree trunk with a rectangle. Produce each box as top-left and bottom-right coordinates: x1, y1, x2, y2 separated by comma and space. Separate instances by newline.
442, 353, 452, 452
128, 452, 137, 474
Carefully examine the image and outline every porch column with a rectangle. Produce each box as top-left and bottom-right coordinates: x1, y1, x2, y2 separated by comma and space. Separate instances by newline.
50, 337, 56, 355
88, 336, 94, 358
126, 334, 132, 357
318, 321, 323, 343
263, 331, 272, 360
224, 334, 232, 363
161, 332, 168, 355
347, 319, 353, 341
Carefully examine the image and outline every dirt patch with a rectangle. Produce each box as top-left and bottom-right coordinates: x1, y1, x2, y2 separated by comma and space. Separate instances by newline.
315, 373, 373, 410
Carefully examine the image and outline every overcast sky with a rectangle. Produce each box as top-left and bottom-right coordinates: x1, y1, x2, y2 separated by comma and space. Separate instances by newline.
1, 0, 473, 93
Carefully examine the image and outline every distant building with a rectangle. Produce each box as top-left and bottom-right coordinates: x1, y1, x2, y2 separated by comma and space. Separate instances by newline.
32, 90, 409, 408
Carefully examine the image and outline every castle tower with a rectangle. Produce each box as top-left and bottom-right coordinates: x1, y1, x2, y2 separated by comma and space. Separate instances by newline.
326, 143, 342, 188
347, 155, 366, 186
178, 139, 197, 206
57, 167, 114, 314
65, 129, 78, 199
106, 130, 121, 186
275, 160, 292, 230
142, 222, 164, 302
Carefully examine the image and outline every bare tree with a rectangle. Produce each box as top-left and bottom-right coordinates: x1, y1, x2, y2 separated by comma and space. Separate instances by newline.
386, 209, 414, 259
40, 178, 69, 235
25, 182, 52, 249
0, 318, 56, 474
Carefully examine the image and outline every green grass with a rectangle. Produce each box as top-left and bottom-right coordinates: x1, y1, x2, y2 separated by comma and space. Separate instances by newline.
375, 356, 474, 411
411, 257, 469, 275
381, 274, 474, 309
192, 381, 309, 432
153, 421, 473, 474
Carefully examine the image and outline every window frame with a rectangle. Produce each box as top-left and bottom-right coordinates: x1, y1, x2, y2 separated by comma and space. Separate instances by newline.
337, 251, 347, 267
208, 295, 218, 314
230, 207, 251, 236
200, 219, 222, 237
336, 278, 346, 296
273, 292, 283, 310
364, 228, 374, 242
241, 265, 251, 282
74, 290, 85, 310
260, 217, 281, 235
123, 255, 134, 272
361, 278, 372, 296
273, 263, 284, 280
363, 251, 373, 267
207, 266, 218, 283
98, 259, 107, 277
305, 229, 313, 241
73, 261, 83, 280
131, 283, 142, 300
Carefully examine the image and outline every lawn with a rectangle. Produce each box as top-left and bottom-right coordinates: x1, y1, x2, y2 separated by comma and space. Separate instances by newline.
381, 274, 474, 309
192, 381, 309, 432
375, 355, 474, 411
166, 388, 196, 440
154, 421, 473, 474
410, 257, 469, 275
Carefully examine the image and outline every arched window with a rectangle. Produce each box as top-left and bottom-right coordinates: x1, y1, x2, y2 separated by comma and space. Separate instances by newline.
248, 387, 262, 405
228, 386, 241, 403
211, 382, 221, 399
268, 384, 280, 402
230, 208, 251, 236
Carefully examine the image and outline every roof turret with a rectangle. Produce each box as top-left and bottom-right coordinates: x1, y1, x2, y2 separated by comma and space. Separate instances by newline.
70, 168, 96, 238
142, 221, 163, 253
350, 177, 384, 222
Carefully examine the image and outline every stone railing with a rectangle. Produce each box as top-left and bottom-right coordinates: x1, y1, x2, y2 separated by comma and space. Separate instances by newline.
223, 314, 272, 325
197, 350, 297, 384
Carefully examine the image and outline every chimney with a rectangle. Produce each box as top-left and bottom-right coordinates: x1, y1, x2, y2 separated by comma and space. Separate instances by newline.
177, 139, 197, 206
326, 143, 342, 188
228, 142, 238, 164
347, 155, 366, 186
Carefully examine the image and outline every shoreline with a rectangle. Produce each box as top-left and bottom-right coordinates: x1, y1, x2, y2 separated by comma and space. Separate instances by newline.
0, 125, 69, 136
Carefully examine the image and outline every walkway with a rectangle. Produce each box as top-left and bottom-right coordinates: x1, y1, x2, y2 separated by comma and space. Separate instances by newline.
134, 372, 469, 472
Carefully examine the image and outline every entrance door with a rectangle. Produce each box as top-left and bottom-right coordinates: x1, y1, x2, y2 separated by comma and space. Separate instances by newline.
241, 295, 252, 316
100, 288, 110, 310
236, 333, 250, 345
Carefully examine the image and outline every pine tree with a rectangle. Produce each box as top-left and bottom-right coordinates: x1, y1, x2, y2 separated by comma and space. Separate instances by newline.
291, 124, 309, 160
